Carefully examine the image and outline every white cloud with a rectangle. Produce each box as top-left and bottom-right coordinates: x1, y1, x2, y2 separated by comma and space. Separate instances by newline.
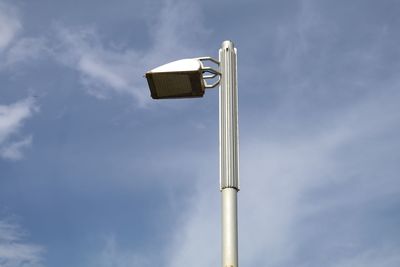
87, 235, 149, 267
5, 37, 48, 66
0, 2, 21, 51
148, 0, 209, 58
0, 3, 41, 161
159, 2, 400, 265
0, 135, 32, 160
0, 220, 45, 267
54, 26, 149, 105
161, 86, 400, 267
330, 247, 400, 267
0, 2, 49, 69
165, 186, 219, 267
0, 98, 37, 160
55, 0, 209, 106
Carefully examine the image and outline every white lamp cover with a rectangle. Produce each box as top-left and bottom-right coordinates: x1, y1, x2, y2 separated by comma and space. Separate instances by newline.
149, 58, 202, 73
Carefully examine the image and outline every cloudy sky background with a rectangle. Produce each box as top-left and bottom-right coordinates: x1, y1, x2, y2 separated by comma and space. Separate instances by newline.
1, 0, 400, 266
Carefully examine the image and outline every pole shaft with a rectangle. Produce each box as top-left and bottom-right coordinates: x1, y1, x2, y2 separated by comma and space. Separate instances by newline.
221, 188, 238, 267
219, 40, 239, 267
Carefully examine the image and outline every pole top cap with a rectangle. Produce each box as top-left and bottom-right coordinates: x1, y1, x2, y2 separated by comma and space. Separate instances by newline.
221, 40, 235, 50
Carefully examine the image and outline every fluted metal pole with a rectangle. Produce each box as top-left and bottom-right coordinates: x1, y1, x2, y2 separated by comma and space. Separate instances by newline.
219, 40, 239, 267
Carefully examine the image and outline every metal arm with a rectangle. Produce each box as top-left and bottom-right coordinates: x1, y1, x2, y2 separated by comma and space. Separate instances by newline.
198, 57, 221, 89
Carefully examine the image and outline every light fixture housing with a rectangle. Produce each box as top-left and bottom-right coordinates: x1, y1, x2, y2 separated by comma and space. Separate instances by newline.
145, 58, 220, 99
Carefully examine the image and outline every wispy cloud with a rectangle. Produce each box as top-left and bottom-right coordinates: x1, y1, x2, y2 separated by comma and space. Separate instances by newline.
0, 220, 45, 267
240, 98, 400, 267
159, 1, 400, 266
148, 0, 209, 58
0, 2, 42, 160
54, 26, 148, 104
0, 2, 48, 68
5, 37, 48, 66
1, 0, 209, 106
54, 0, 209, 106
0, 135, 32, 160
86, 235, 150, 267
0, 98, 37, 160
161, 87, 400, 267
0, 2, 21, 52
330, 247, 400, 267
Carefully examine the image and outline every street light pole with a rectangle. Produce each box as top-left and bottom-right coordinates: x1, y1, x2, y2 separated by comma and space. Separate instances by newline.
145, 39, 240, 267
219, 40, 239, 267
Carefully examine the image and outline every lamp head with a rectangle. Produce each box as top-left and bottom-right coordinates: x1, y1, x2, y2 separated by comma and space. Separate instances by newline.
145, 58, 206, 99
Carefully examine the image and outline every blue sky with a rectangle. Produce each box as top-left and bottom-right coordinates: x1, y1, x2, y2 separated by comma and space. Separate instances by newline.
1, 0, 400, 267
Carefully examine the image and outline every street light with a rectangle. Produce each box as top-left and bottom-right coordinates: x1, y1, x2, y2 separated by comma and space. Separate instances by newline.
145, 57, 220, 99
145, 40, 239, 267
